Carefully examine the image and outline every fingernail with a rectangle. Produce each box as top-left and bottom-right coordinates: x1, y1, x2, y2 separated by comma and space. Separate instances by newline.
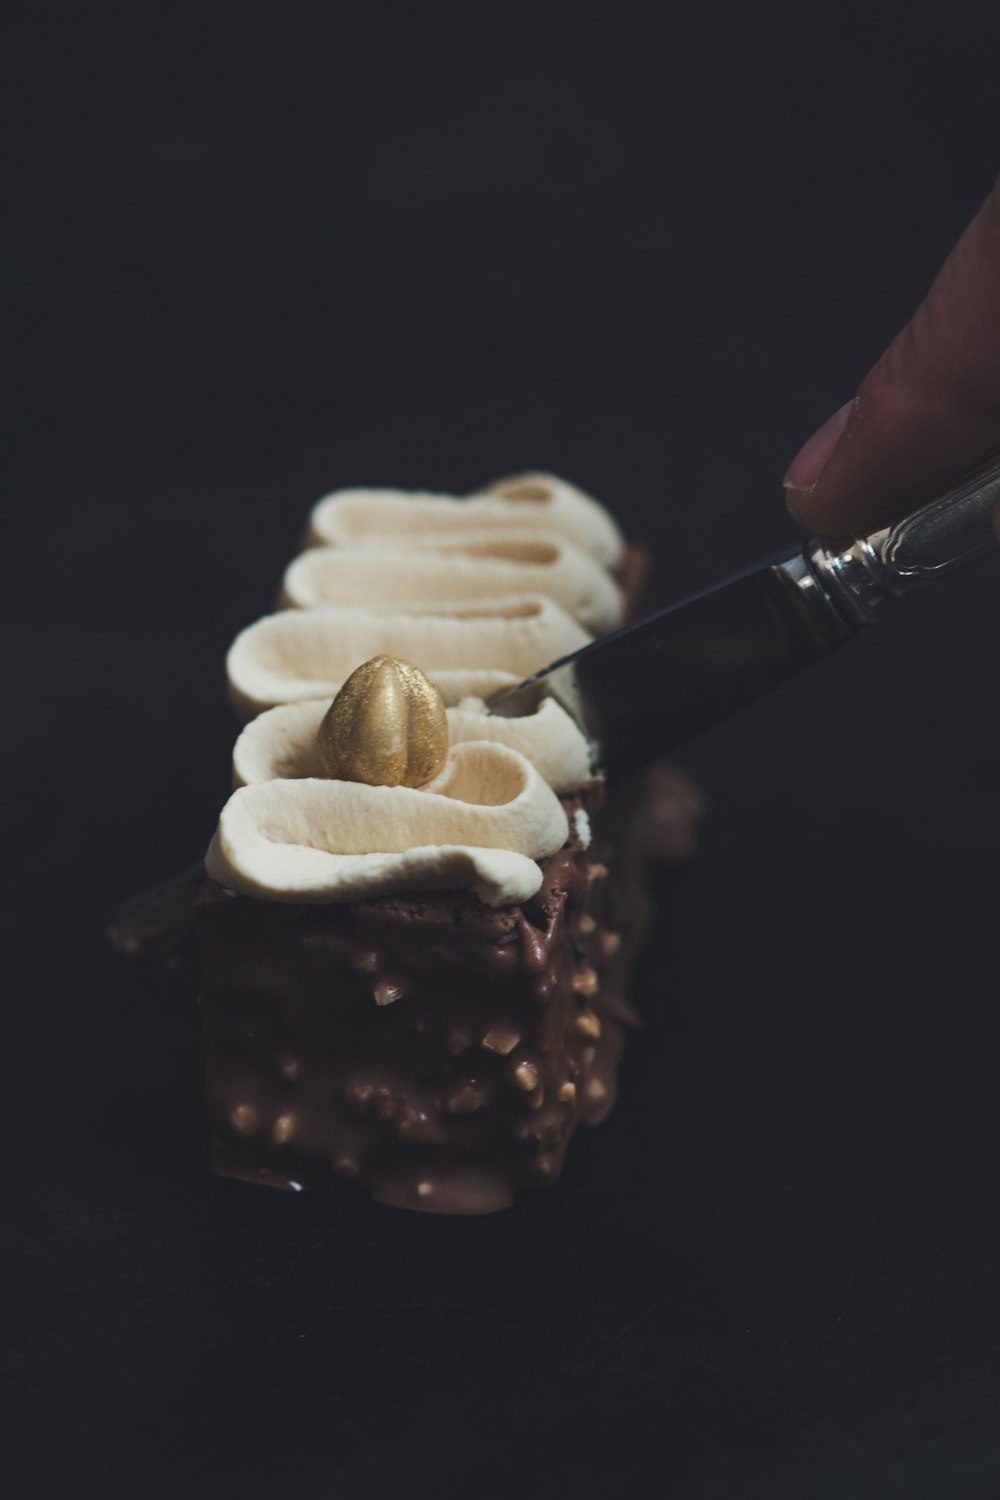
783, 400, 852, 492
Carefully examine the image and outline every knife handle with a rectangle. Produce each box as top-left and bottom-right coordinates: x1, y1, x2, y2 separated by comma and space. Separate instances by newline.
776, 454, 1000, 641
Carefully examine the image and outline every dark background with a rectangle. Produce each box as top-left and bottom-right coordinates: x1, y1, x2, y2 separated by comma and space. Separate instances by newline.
6, 4, 1000, 1496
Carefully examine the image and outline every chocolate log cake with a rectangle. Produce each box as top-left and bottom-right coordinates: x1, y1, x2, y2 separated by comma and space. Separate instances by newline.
197, 474, 694, 1213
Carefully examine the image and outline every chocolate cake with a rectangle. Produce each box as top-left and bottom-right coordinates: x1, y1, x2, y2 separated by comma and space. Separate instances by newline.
196, 474, 694, 1213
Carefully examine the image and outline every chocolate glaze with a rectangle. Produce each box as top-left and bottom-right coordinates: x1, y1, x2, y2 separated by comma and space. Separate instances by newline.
196, 786, 653, 1214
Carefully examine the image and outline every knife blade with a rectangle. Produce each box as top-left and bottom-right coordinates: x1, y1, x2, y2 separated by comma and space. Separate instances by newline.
488, 455, 1000, 772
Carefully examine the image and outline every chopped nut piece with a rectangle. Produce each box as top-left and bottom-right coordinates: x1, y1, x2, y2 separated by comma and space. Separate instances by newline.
373, 978, 406, 1006
573, 966, 599, 999
528, 1088, 545, 1111
334, 1155, 360, 1178
577, 913, 597, 936
272, 1112, 296, 1145
580, 1046, 596, 1077
448, 1027, 472, 1055
584, 1077, 609, 1105
352, 949, 379, 974
229, 1104, 258, 1135
511, 1059, 540, 1092
557, 1082, 577, 1104
600, 930, 622, 958
587, 861, 609, 883
481, 1024, 521, 1056
576, 1008, 602, 1039
278, 1057, 301, 1081
445, 1085, 486, 1115
416, 1181, 433, 1199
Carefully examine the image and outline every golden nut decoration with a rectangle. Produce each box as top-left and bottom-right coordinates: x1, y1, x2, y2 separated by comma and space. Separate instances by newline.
317, 655, 449, 788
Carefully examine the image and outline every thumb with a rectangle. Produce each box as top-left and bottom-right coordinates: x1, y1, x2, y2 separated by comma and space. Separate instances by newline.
784, 174, 1000, 539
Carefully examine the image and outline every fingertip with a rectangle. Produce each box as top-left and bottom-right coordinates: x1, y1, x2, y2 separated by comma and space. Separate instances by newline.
783, 400, 857, 535
783, 478, 818, 531
782, 401, 853, 493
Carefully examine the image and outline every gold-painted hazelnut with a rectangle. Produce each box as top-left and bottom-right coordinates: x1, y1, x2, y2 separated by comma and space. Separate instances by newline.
317, 654, 448, 787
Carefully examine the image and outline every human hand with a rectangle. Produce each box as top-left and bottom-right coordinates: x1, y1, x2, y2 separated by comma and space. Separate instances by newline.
784, 175, 1000, 540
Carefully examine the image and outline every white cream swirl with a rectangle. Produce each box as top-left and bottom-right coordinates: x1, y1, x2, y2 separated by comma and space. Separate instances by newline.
214, 471, 622, 907
306, 472, 624, 568
280, 534, 622, 635
232, 691, 593, 794
226, 596, 591, 721
206, 741, 568, 908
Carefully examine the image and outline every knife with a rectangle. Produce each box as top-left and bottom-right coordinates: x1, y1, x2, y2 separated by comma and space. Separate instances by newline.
488, 455, 1000, 772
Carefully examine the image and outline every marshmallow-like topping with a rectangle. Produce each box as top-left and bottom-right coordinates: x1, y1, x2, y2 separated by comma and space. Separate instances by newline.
226, 597, 591, 721
205, 742, 569, 908
232, 693, 593, 794
306, 472, 624, 568
280, 533, 623, 635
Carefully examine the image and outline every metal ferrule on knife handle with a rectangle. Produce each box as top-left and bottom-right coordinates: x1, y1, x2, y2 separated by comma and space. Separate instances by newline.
776, 454, 1000, 642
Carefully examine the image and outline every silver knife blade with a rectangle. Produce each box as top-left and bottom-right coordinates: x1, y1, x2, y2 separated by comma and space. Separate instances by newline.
488, 454, 1000, 774
487, 547, 827, 772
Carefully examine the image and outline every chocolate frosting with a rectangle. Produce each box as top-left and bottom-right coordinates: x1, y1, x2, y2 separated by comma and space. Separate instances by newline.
198, 784, 650, 1214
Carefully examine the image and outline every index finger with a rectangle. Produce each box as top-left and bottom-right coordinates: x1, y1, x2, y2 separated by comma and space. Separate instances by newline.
785, 175, 1000, 538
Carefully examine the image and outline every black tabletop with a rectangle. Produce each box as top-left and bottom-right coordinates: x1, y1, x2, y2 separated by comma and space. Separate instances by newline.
6, 8, 1000, 1497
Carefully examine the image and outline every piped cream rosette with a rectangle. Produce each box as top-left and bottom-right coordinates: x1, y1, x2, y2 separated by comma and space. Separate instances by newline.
212, 473, 621, 910
205, 741, 570, 908
227, 596, 591, 721
279, 533, 623, 635
306, 472, 624, 569
232, 687, 593, 794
